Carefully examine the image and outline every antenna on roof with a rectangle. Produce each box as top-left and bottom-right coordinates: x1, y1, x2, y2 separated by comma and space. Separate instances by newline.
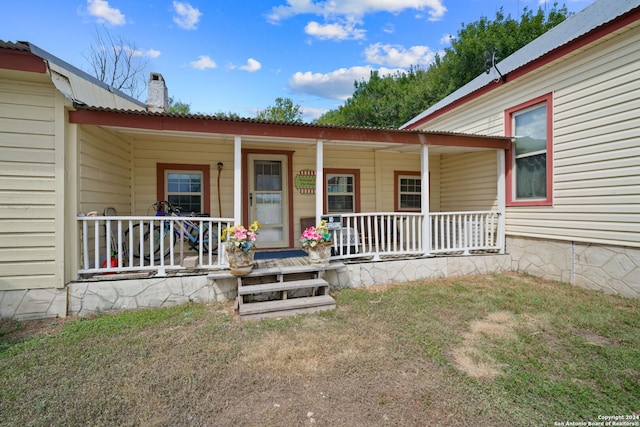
484, 47, 506, 83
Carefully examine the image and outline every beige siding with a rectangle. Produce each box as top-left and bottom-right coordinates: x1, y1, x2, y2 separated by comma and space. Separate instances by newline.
0, 77, 58, 291
440, 151, 498, 212
416, 23, 640, 248
132, 135, 235, 216
78, 125, 133, 215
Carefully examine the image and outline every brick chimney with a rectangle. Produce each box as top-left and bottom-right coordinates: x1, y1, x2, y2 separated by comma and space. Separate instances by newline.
147, 72, 169, 113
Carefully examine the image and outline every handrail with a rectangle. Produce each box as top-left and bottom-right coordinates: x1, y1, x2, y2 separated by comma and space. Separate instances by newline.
77, 210, 504, 276
77, 214, 234, 276
329, 212, 424, 261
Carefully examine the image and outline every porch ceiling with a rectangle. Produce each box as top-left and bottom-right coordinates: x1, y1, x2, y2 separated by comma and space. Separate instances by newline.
69, 105, 511, 154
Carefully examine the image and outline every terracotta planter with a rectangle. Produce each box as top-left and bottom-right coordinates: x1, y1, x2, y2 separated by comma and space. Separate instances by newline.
303, 241, 333, 266
227, 246, 255, 276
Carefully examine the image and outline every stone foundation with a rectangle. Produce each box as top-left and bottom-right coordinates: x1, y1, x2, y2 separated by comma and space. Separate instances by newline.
67, 274, 237, 317
508, 236, 640, 298
328, 254, 511, 288
0, 288, 67, 320
3, 242, 637, 321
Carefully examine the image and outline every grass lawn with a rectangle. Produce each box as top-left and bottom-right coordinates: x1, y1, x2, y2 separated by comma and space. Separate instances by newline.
1, 273, 638, 426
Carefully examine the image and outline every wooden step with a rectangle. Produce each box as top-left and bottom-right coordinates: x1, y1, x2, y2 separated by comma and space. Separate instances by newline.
207, 262, 346, 280
238, 278, 328, 296
238, 295, 336, 320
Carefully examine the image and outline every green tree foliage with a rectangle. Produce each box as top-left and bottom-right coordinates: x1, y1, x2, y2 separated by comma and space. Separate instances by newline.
256, 97, 303, 122
213, 111, 241, 119
168, 97, 191, 114
316, 5, 569, 128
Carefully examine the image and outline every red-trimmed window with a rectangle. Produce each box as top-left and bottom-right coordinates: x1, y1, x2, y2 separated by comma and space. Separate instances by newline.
157, 163, 210, 214
505, 93, 553, 206
324, 168, 360, 213
394, 171, 421, 212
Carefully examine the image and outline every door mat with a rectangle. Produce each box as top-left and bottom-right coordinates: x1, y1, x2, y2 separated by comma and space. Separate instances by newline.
254, 250, 307, 260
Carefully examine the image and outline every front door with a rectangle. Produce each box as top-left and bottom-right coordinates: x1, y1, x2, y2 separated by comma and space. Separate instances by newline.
247, 153, 289, 248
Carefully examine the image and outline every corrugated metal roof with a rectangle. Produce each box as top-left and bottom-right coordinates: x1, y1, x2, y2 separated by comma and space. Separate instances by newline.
0, 40, 146, 110
72, 104, 512, 141
403, 0, 640, 128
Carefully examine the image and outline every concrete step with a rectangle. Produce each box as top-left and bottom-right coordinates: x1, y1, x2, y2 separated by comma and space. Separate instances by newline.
238, 295, 336, 321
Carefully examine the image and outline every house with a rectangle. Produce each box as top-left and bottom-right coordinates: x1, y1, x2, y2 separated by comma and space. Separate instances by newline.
3, 0, 637, 321
403, 0, 640, 298
1, 40, 511, 320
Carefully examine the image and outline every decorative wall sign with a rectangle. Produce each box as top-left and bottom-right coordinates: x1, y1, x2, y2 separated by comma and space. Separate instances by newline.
321, 215, 342, 230
295, 169, 316, 194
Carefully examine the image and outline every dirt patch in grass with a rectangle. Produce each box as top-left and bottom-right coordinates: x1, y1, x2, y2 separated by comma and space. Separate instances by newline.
450, 311, 518, 380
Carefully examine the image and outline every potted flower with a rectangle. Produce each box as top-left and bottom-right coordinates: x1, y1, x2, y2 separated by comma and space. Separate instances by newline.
222, 220, 261, 275
300, 220, 333, 266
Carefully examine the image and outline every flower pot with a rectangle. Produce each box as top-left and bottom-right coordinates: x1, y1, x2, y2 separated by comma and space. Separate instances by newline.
227, 246, 255, 276
303, 241, 333, 267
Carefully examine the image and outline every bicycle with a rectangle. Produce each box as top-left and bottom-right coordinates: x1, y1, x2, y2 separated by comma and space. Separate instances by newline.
124, 201, 220, 262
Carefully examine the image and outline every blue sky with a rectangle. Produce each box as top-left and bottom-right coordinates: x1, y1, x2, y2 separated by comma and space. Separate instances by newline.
3, 0, 594, 121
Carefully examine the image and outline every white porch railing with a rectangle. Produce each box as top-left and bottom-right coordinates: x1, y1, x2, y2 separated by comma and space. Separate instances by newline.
77, 214, 234, 276
77, 210, 502, 276
328, 211, 502, 260
430, 211, 502, 255
329, 212, 425, 261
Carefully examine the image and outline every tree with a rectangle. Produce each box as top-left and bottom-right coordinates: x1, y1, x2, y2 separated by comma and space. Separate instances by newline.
84, 27, 148, 99
256, 97, 303, 122
214, 111, 242, 119
316, 5, 570, 128
168, 97, 191, 114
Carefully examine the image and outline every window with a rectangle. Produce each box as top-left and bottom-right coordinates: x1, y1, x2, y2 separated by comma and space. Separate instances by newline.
505, 94, 553, 206
157, 164, 210, 214
324, 168, 360, 213
167, 171, 202, 213
395, 172, 421, 211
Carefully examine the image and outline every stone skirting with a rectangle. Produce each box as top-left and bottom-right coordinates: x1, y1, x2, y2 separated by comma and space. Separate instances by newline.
508, 236, 640, 298
3, 243, 638, 320
329, 254, 512, 288
0, 288, 67, 321
67, 274, 237, 317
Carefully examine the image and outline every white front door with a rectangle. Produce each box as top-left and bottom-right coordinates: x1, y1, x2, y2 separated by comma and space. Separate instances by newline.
247, 153, 289, 248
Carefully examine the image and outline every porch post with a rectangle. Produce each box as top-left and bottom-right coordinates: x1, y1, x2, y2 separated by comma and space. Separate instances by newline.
315, 140, 324, 224
421, 144, 430, 255
234, 135, 242, 226
497, 149, 506, 254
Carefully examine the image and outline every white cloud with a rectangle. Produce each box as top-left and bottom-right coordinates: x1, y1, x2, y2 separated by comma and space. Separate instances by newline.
300, 106, 330, 121
364, 43, 436, 67
268, 0, 446, 23
124, 46, 161, 58
440, 34, 453, 45
86, 0, 125, 26
145, 49, 162, 58
190, 55, 216, 70
173, 1, 202, 30
240, 58, 262, 72
304, 21, 365, 40
289, 65, 404, 100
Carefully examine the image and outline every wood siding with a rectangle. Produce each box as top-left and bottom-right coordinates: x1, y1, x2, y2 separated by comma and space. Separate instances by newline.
78, 126, 133, 216
132, 135, 235, 217
415, 23, 640, 248
0, 76, 57, 290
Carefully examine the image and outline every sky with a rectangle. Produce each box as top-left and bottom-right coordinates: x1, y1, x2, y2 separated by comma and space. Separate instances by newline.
2, 0, 595, 121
